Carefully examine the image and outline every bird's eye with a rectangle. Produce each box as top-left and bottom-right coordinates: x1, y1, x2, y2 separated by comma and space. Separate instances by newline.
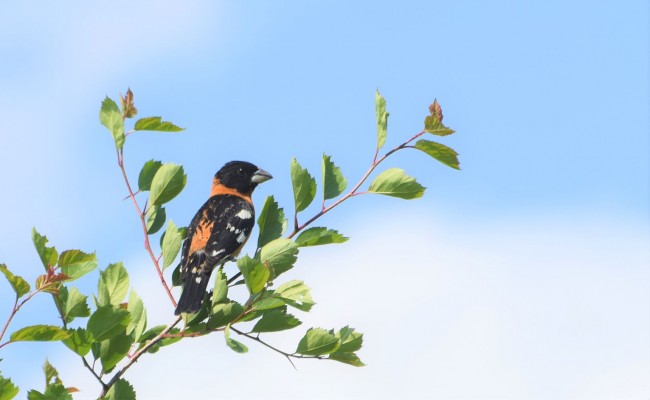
237, 168, 245, 176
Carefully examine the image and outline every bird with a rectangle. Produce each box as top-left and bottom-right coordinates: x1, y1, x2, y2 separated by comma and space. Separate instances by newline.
174, 161, 272, 315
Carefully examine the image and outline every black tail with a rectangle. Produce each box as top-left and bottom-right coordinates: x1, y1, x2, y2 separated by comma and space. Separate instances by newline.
175, 268, 211, 315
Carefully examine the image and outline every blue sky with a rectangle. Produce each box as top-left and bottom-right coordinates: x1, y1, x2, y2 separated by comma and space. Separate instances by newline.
0, 1, 648, 399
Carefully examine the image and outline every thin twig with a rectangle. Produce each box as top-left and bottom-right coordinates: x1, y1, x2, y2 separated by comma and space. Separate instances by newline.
82, 356, 107, 390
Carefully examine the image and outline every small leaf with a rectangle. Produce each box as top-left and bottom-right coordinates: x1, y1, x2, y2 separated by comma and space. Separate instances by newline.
336, 326, 363, 353
10, 325, 70, 342
146, 205, 166, 235
251, 308, 302, 333
32, 228, 58, 270
62, 328, 93, 357
237, 256, 270, 295
43, 359, 61, 386
424, 100, 454, 136
252, 291, 285, 311
161, 220, 184, 271
256, 196, 287, 249
375, 90, 389, 150
97, 262, 130, 307
148, 163, 187, 206
322, 154, 347, 200
429, 98, 443, 121
274, 280, 315, 312
58, 250, 98, 280
59, 286, 90, 323
99, 96, 125, 150
207, 302, 244, 330
414, 139, 460, 170
294, 227, 348, 247
296, 328, 339, 356
211, 268, 228, 306
260, 238, 299, 277
87, 306, 131, 342
103, 379, 136, 400
138, 160, 163, 192
368, 168, 425, 199
0, 374, 19, 400
134, 116, 184, 132
224, 324, 248, 353
126, 289, 147, 342
329, 351, 365, 367
290, 158, 316, 213
119, 88, 137, 119
100, 335, 133, 372
0, 264, 30, 298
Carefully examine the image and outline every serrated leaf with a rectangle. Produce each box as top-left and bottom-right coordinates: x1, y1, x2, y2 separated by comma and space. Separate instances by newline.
424, 101, 455, 136
100, 335, 133, 372
207, 302, 244, 330
294, 227, 348, 247
0, 264, 30, 298
62, 328, 93, 356
27, 383, 72, 400
10, 325, 70, 342
322, 154, 347, 200
414, 139, 460, 170
257, 196, 287, 249
252, 291, 285, 311
59, 286, 90, 323
368, 168, 425, 199
149, 163, 187, 206
375, 90, 389, 150
138, 160, 163, 192
211, 268, 228, 306
32, 228, 58, 270
97, 262, 129, 307
134, 116, 184, 132
0, 374, 19, 400
290, 158, 316, 213
237, 256, 270, 294
103, 379, 136, 400
126, 289, 146, 342
251, 308, 301, 333
43, 359, 61, 386
100, 97, 125, 150
296, 328, 339, 356
274, 280, 315, 312
336, 326, 363, 353
146, 205, 166, 235
329, 351, 365, 367
224, 324, 248, 353
161, 220, 183, 271
260, 238, 299, 277
58, 250, 98, 281
87, 306, 130, 342
120, 88, 137, 119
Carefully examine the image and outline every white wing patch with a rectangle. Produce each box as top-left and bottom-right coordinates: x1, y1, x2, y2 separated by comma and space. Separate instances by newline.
236, 230, 248, 243
211, 249, 225, 257
235, 209, 252, 220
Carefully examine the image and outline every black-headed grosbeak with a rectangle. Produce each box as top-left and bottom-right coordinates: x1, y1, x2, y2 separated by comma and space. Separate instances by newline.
174, 161, 272, 315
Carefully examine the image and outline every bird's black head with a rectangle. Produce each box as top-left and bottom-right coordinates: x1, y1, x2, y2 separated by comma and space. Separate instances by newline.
214, 161, 273, 195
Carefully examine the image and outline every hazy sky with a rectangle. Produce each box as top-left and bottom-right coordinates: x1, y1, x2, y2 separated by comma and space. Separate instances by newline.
0, 1, 648, 399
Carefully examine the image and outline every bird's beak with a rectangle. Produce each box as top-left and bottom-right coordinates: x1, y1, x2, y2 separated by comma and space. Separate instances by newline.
251, 168, 273, 184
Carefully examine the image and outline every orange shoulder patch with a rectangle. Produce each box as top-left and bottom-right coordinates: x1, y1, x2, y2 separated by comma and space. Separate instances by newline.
210, 178, 252, 204
188, 211, 214, 255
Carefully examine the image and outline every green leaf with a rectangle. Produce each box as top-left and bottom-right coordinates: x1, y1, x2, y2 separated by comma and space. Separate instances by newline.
329, 351, 365, 367
207, 302, 244, 330
224, 324, 248, 353
97, 262, 130, 307
134, 116, 184, 132
27, 383, 72, 400
294, 227, 348, 247
138, 160, 163, 191
251, 308, 301, 333
274, 280, 315, 312
100, 335, 133, 372
375, 90, 389, 150
161, 220, 184, 271
87, 306, 130, 342
62, 328, 93, 356
252, 291, 285, 311
9, 325, 70, 342
290, 158, 316, 213
211, 268, 228, 306
414, 139, 460, 170
368, 168, 425, 199
59, 286, 90, 323
237, 256, 270, 295
424, 115, 455, 136
43, 359, 61, 386
322, 154, 347, 200
0, 264, 30, 298
58, 250, 98, 281
149, 163, 187, 206
126, 289, 147, 342
0, 374, 19, 400
296, 328, 339, 356
336, 326, 363, 353
100, 96, 125, 151
256, 196, 288, 249
103, 379, 136, 400
260, 238, 299, 277
32, 228, 58, 270
146, 205, 166, 235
